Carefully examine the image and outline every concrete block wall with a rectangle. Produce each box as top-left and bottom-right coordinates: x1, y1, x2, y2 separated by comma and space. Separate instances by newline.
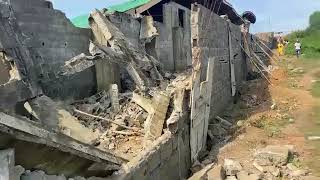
191, 4, 248, 120
158, 2, 192, 72
105, 2, 192, 73
0, 0, 98, 100
229, 23, 247, 88
10, 0, 91, 75
108, 12, 142, 48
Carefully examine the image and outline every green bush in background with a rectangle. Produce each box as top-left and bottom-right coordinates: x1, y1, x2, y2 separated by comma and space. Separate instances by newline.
285, 11, 320, 58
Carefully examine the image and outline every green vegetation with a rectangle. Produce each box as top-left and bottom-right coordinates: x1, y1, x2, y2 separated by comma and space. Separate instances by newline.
285, 11, 320, 58
251, 114, 290, 137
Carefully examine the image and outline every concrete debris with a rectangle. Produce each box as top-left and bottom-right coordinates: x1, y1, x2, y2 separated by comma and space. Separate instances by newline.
144, 91, 170, 143
89, 10, 163, 91
254, 145, 291, 166
194, 145, 310, 180
223, 159, 243, 176
109, 84, 120, 113
139, 16, 159, 43
61, 53, 95, 75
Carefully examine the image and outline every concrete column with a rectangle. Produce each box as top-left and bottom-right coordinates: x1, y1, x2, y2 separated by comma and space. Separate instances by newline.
0, 149, 14, 180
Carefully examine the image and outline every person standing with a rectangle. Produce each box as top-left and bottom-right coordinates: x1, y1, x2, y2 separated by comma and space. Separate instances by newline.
277, 42, 284, 56
294, 40, 302, 58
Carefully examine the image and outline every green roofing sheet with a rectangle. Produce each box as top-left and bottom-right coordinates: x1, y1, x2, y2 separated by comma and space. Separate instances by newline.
71, 0, 151, 28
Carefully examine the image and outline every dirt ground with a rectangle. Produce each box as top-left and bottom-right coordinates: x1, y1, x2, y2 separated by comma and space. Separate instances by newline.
214, 55, 320, 177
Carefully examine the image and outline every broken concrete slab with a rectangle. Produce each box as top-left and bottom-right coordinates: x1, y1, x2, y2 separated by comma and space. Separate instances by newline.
25, 95, 99, 144
0, 112, 126, 167
132, 92, 153, 113
144, 92, 170, 142
61, 53, 95, 75
89, 10, 163, 91
254, 145, 291, 166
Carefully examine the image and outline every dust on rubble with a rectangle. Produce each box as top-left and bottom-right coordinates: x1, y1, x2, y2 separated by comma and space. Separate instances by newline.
66, 72, 191, 160
189, 57, 320, 180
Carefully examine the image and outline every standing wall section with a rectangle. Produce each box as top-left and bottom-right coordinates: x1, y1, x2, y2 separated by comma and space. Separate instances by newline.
191, 4, 247, 120
160, 2, 192, 72
3, 0, 96, 100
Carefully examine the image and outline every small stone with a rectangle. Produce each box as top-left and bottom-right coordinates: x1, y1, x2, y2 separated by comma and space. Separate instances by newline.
287, 163, 298, 171
289, 118, 295, 123
271, 103, 277, 110
237, 120, 244, 127
108, 143, 115, 150
267, 166, 280, 177
223, 159, 242, 176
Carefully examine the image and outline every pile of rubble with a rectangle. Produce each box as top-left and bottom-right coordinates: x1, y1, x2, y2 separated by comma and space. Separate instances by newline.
190, 145, 315, 180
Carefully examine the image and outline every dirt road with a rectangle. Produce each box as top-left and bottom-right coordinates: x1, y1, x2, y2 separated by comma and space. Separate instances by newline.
214, 56, 320, 177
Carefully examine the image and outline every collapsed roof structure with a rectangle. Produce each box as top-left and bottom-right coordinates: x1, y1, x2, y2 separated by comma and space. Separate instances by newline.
0, 0, 269, 179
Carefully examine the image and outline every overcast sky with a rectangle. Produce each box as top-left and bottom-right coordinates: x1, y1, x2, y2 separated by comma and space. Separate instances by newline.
51, 0, 320, 33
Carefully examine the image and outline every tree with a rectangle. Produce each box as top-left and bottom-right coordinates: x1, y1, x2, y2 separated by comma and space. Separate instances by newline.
309, 11, 320, 31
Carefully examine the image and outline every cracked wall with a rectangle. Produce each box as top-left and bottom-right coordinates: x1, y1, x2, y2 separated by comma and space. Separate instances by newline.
0, 0, 96, 102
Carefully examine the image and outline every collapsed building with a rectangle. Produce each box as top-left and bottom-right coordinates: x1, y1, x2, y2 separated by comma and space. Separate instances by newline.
0, 0, 268, 179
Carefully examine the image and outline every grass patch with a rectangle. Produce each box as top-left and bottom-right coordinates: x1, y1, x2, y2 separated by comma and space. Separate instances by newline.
251, 115, 290, 137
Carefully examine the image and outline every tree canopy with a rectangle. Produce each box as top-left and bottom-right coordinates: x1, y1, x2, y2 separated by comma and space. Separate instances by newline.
309, 11, 320, 31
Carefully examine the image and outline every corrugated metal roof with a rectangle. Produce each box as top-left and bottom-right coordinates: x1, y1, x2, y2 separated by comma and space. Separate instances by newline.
71, 0, 152, 28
